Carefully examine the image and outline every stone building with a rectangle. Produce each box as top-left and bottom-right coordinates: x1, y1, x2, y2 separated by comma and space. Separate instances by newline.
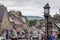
36, 17, 53, 35
0, 4, 15, 39
36, 19, 45, 32
0, 4, 7, 35
9, 11, 29, 36
36, 14, 60, 35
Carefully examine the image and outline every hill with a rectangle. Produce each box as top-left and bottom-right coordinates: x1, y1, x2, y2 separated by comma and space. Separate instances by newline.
25, 16, 43, 20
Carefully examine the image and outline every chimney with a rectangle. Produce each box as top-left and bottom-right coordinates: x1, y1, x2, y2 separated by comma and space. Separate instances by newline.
59, 9, 60, 14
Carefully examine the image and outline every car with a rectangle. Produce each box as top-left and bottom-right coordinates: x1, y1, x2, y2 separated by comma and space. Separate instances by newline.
32, 33, 39, 38
28, 34, 32, 37
0, 37, 4, 40
32, 34, 39, 40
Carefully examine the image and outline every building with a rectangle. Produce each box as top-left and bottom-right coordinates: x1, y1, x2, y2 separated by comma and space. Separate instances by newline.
0, 4, 7, 35
36, 19, 45, 33
9, 11, 29, 36
0, 4, 10, 35
36, 17, 54, 35
0, 4, 15, 40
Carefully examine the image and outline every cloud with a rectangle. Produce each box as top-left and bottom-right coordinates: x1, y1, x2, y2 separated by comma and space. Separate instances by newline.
0, 0, 60, 17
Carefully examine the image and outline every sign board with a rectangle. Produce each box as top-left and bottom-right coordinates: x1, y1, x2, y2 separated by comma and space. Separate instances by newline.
16, 27, 22, 32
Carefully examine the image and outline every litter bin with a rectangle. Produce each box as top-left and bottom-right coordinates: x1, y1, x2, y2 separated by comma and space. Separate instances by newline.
11, 38, 17, 40
33, 37, 39, 40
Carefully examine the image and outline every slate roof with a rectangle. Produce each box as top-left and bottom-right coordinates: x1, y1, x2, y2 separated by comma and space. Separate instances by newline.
0, 6, 7, 21
54, 23, 60, 29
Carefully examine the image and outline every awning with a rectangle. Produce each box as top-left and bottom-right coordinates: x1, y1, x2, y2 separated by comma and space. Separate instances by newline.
9, 17, 14, 22
14, 21, 22, 24
15, 24, 22, 26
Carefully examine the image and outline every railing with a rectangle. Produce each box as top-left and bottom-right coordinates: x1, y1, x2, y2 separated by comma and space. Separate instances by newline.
11, 37, 39, 40
11, 38, 31, 40
5, 34, 39, 40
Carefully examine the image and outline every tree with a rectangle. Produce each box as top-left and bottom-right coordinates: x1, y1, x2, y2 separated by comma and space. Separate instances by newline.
36, 25, 42, 29
29, 20, 37, 26
53, 13, 60, 22
16, 11, 22, 16
48, 15, 52, 19
8, 11, 15, 16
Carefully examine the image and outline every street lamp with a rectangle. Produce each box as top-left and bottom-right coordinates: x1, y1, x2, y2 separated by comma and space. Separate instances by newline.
43, 3, 50, 39
17, 32, 20, 40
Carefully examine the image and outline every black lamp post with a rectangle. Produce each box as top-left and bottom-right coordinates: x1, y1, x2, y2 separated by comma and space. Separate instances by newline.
6, 30, 9, 39
43, 3, 50, 39
17, 32, 20, 40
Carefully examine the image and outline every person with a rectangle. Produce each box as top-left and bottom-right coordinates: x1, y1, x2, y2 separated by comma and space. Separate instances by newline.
55, 33, 58, 40
41, 34, 45, 40
58, 34, 60, 40
48, 31, 55, 40
48, 35, 55, 40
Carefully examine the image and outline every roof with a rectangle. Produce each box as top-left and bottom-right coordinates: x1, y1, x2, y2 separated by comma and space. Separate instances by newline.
54, 23, 60, 29
44, 3, 50, 8
0, 3, 4, 7
0, 6, 7, 21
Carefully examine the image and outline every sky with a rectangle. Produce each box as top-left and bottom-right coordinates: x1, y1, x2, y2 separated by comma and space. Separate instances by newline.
0, 0, 60, 17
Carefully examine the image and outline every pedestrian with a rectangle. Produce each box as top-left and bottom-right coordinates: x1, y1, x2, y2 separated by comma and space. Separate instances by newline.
48, 31, 55, 40
55, 33, 58, 40
41, 34, 45, 40
48, 35, 55, 40
58, 34, 60, 40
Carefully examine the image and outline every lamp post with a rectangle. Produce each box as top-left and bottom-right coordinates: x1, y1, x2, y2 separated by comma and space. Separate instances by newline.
43, 3, 50, 39
17, 32, 20, 40
6, 30, 9, 39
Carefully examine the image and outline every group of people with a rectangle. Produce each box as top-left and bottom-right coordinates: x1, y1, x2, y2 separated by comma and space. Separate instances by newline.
39, 32, 60, 40
48, 33, 60, 40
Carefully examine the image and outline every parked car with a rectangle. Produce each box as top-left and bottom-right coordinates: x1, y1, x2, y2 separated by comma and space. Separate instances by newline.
32, 33, 39, 38
0, 36, 4, 40
32, 33, 39, 40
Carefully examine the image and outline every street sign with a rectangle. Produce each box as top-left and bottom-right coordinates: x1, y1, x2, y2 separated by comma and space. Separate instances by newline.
16, 27, 22, 32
